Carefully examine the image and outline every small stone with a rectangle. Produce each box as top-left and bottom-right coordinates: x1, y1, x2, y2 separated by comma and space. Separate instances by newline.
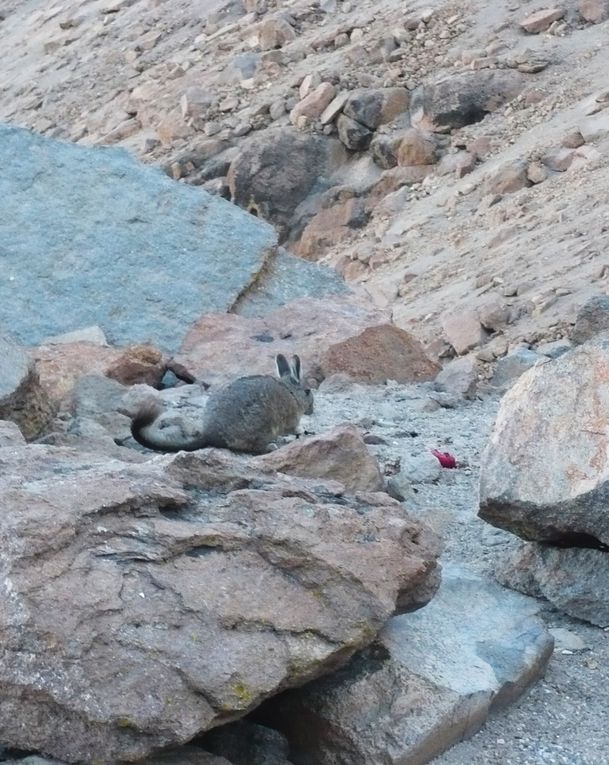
442, 309, 487, 355
434, 356, 478, 398
542, 147, 575, 172
180, 87, 213, 121
527, 161, 548, 184
257, 17, 297, 50
396, 128, 440, 166
519, 8, 565, 33
579, 113, 609, 143
290, 82, 336, 125
336, 114, 373, 151
571, 294, 609, 344
492, 348, 546, 390
396, 451, 442, 484
478, 300, 511, 331
334, 32, 350, 47
561, 130, 585, 148
299, 72, 322, 98
483, 159, 531, 195
269, 99, 286, 120
320, 91, 350, 125
579, 0, 609, 22
536, 339, 571, 358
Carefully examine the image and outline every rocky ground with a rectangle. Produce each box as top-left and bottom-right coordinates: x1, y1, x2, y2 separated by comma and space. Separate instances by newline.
1, 0, 609, 762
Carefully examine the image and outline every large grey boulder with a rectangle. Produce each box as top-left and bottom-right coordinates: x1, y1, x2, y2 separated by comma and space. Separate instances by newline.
262, 565, 552, 765
0, 125, 345, 353
0, 443, 440, 763
479, 336, 609, 547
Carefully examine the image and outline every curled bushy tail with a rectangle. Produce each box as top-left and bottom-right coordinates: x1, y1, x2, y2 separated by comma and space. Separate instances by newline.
130, 400, 208, 452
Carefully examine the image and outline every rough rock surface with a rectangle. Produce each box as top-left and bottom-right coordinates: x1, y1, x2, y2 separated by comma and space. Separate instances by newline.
496, 541, 609, 627
570, 293, 609, 344
227, 128, 346, 240
319, 324, 440, 383
256, 424, 385, 492
410, 71, 525, 132
201, 720, 293, 765
479, 336, 609, 546
0, 444, 439, 763
0, 126, 344, 352
175, 297, 390, 386
263, 564, 552, 765
0, 331, 54, 439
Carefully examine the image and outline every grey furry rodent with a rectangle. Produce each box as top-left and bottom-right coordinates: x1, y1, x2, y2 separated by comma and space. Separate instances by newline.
130, 354, 313, 454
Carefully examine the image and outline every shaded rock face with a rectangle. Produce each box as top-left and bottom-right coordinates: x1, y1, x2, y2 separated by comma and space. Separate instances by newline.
0, 332, 54, 439
496, 541, 609, 627
410, 71, 525, 132
0, 126, 345, 353
570, 294, 609, 344
261, 565, 552, 765
0, 445, 440, 763
479, 337, 609, 547
201, 720, 293, 765
227, 128, 346, 241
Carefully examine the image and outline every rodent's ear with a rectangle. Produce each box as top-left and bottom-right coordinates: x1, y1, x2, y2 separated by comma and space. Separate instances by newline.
290, 355, 302, 382
275, 353, 291, 379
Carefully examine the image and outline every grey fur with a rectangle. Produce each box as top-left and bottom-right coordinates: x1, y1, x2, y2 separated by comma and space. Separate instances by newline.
130, 354, 313, 455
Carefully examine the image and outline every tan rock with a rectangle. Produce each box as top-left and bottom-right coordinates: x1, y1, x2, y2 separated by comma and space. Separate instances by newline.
320, 91, 350, 125
441, 309, 488, 355
1, 333, 54, 440
257, 424, 385, 492
289, 82, 336, 125
175, 297, 390, 386
105, 344, 166, 387
396, 128, 440, 166
257, 17, 296, 50
296, 196, 368, 260
320, 324, 440, 383
483, 159, 531, 195
527, 161, 548, 184
519, 8, 565, 33
0, 445, 440, 761
480, 336, 609, 547
579, 0, 609, 22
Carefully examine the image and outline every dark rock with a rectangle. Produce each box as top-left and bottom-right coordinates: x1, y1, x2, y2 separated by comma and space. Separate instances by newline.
336, 114, 373, 151
227, 127, 346, 240
342, 87, 410, 130
411, 70, 525, 132
571, 294, 609, 345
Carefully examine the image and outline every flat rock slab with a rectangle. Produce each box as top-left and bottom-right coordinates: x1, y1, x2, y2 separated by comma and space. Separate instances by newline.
0, 444, 440, 763
0, 125, 345, 353
479, 336, 609, 546
266, 564, 553, 765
